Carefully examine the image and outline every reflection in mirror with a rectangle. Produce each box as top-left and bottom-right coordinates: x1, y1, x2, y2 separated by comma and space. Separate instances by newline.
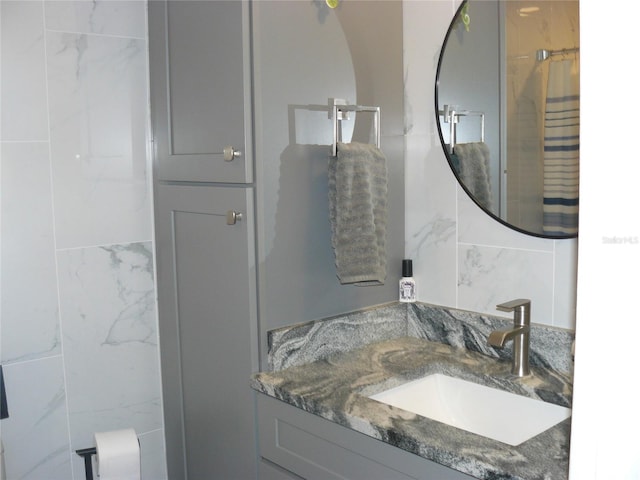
436, 0, 579, 238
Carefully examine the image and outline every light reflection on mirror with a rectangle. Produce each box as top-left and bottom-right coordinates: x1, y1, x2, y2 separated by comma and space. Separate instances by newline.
436, 0, 579, 238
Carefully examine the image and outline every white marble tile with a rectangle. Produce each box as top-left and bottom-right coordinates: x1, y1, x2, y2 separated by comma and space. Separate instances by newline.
552, 238, 578, 330
46, 30, 151, 249
403, 0, 458, 137
457, 244, 554, 325
1, 142, 61, 363
1, 358, 72, 480
0, 0, 49, 141
44, 0, 147, 39
57, 242, 163, 458
403, 0, 460, 308
405, 134, 457, 306
457, 189, 554, 252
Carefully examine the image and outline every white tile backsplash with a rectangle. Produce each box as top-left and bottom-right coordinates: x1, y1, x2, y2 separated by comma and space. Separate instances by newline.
457, 244, 554, 324
405, 133, 458, 307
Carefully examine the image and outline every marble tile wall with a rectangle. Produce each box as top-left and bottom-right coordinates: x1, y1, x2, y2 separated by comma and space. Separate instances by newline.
0, 2, 166, 479
403, 1, 577, 330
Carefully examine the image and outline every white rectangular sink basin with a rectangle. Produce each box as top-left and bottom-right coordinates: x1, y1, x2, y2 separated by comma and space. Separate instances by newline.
369, 373, 571, 446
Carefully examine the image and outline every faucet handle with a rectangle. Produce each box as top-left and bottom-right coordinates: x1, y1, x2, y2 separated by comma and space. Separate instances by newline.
496, 299, 531, 327
496, 298, 530, 311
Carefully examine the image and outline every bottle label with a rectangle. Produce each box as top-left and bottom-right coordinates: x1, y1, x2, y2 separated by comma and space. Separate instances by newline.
399, 279, 416, 302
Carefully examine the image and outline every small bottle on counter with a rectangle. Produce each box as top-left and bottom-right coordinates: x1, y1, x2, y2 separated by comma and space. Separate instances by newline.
399, 259, 416, 303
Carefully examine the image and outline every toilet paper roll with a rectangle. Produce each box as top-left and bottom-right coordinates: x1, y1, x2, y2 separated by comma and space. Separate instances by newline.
94, 428, 141, 480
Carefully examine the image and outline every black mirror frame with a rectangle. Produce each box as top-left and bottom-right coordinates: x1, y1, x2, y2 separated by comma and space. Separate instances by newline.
434, 0, 577, 240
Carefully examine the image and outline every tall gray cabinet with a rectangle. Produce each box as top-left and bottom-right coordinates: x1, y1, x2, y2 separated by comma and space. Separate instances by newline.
149, 1, 258, 479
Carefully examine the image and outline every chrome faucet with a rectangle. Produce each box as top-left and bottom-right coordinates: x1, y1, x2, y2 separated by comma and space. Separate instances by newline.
488, 299, 531, 377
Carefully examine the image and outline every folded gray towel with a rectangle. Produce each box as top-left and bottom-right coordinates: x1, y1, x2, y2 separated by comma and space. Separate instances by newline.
328, 142, 388, 285
453, 142, 493, 211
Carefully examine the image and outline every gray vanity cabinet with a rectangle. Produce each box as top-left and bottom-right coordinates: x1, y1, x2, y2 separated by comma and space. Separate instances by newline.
256, 393, 477, 480
150, 0, 259, 478
155, 183, 258, 480
149, 0, 253, 183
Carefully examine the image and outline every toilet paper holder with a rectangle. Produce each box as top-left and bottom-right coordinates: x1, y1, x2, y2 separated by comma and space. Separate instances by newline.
76, 429, 140, 480
75, 447, 97, 480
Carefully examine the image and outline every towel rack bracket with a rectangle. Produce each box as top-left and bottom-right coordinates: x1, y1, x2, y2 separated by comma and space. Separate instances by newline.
438, 104, 485, 154
329, 98, 381, 157
329, 98, 350, 121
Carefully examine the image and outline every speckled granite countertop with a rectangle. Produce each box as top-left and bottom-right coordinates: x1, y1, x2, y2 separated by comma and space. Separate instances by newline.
250, 336, 572, 480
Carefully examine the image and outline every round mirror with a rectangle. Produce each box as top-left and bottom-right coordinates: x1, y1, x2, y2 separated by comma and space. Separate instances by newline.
435, 0, 579, 238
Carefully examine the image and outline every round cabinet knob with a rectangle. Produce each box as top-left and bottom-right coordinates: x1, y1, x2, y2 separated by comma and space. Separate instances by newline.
223, 146, 241, 162
226, 210, 243, 225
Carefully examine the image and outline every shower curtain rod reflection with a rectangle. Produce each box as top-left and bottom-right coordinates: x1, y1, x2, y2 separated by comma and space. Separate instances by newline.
536, 47, 580, 62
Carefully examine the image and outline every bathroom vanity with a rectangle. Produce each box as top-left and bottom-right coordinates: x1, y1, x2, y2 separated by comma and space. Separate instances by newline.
251, 303, 573, 480
256, 388, 476, 480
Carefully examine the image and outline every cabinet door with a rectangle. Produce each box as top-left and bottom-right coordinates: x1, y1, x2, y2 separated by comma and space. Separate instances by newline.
257, 394, 477, 480
259, 459, 303, 480
149, 1, 253, 183
155, 183, 258, 480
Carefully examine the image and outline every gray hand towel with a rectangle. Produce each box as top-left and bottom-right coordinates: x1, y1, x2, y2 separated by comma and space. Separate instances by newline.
454, 142, 493, 211
328, 142, 388, 285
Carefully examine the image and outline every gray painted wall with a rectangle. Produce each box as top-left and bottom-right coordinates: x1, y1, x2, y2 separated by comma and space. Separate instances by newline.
252, 1, 405, 366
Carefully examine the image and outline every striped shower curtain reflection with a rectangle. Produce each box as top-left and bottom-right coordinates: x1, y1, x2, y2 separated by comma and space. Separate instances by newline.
543, 58, 580, 236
